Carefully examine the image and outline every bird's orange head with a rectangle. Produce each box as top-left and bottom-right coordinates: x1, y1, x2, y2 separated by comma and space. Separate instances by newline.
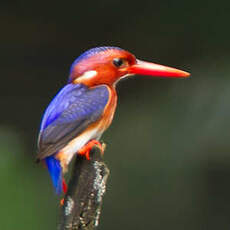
69, 47, 190, 87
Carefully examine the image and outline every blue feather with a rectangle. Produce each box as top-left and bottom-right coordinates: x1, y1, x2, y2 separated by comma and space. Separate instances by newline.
40, 83, 109, 132
45, 156, 63, 194
38, 83, 109, 159
40, 83, 86, 131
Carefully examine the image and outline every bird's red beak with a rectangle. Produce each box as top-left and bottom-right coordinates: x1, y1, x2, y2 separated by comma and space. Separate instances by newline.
128, 60, 190, 78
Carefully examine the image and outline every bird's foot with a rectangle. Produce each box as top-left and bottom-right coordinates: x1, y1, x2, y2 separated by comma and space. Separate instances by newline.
60, 179, 68, 206
78, 140, 105, 160
62, 179, 67, 193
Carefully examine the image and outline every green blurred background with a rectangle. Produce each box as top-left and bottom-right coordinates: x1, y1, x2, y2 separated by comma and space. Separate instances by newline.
1, 0, 230, 229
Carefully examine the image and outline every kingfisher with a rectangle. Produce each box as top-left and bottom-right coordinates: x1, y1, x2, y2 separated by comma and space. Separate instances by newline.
36, 46, 190, 194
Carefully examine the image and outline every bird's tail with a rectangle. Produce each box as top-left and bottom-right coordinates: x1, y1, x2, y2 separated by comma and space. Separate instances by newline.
45, 156, 63, 194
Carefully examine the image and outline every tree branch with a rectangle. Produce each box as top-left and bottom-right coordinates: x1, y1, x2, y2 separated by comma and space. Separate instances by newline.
59, 148, 109, 230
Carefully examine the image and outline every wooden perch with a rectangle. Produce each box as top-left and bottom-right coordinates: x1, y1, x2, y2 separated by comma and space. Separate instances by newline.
59, 148, 110, 230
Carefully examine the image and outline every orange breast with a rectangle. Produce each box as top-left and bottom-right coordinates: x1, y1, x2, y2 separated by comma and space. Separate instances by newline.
97, 86, 117, 132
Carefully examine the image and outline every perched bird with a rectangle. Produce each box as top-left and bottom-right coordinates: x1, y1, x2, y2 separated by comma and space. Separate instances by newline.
37, 46, 190, 194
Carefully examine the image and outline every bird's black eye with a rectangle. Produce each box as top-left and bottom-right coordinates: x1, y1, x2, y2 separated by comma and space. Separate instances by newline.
113, 58, 124, 68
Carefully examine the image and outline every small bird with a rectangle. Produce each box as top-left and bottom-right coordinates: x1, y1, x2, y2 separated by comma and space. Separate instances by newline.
37, 46, 190, 194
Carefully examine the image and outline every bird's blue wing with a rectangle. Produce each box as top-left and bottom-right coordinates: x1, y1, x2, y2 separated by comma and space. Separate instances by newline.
40, 83, 84, 131
37, 83, 109, 160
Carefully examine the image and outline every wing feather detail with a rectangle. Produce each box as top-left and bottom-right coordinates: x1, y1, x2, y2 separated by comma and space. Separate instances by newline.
37, 83, 109, 160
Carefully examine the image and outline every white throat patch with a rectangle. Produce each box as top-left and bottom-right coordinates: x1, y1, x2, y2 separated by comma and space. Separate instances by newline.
77, 70, 98, 81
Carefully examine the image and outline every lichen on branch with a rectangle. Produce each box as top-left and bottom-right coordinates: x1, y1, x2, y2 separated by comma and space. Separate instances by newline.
59, 148, 109, 230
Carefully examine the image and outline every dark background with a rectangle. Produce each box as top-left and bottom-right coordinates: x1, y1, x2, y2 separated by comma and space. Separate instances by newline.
1, 0, 230, 229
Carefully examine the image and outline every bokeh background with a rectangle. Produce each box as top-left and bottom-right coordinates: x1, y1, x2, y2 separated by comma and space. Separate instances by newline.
1, 0, 230, 229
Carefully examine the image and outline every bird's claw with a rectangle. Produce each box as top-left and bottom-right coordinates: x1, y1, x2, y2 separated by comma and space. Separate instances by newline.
60, 198, 65, 206
60, 179, 67, 206
78, 139, 106, 160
